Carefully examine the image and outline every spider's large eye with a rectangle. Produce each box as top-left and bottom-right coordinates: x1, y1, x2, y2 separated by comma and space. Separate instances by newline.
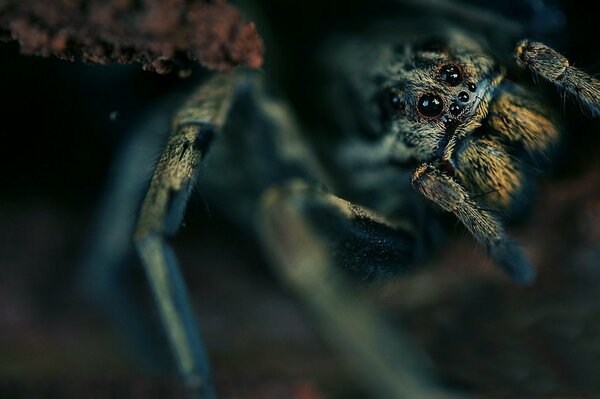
417, 94, 444, 117
439, 64, 462, 86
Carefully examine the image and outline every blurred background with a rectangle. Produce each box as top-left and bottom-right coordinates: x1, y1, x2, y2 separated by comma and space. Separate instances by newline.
1, 0, 600, 398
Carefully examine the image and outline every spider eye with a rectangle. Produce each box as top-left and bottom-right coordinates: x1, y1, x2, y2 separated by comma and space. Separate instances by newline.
387, 91, 402, 110
380, 90, 403, 121
449, 102, 462, 116
417, 94, 444, 117
439, 64, 462, 86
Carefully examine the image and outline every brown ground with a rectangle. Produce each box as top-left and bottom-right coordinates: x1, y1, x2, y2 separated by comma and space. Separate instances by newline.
0, 0, 263, 73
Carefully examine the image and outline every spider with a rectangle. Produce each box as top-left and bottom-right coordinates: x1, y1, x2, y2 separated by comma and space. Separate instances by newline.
74, 1, 600, 398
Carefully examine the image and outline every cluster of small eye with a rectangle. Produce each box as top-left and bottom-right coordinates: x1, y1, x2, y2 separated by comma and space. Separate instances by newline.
385, 63, 478, 119
415, 64, 476, 118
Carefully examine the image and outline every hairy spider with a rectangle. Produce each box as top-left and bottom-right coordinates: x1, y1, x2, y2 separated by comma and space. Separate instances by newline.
79, 2, 600, 398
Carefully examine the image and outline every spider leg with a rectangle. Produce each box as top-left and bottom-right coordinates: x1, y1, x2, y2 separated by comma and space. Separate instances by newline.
487, 81, 561, 156
453, 136, 524, 211
515, 40, 600, 117
258, 179, 451, 399
411, 163, 534, 284
133, 74, 234, 398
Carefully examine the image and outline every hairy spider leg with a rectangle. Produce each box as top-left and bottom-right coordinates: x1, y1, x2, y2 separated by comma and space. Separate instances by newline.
411, 163, 534, 284
515, 40, 600, 117
487, 82, 560, 155
258, 179, 453, 399
453, 136, 524, 210
133, 74, 235, 399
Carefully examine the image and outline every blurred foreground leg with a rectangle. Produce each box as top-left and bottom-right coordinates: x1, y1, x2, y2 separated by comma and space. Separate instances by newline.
258, 180, 455, 399
133, 74, 234, 398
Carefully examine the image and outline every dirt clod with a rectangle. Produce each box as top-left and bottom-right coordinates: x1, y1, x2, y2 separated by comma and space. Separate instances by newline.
0, 0, 264, 73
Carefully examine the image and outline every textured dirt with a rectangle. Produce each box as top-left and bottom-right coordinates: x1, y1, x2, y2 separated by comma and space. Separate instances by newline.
0, 0, 263, 73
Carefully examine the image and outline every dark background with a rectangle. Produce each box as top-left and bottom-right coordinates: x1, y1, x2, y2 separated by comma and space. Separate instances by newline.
1, 1, 600, 398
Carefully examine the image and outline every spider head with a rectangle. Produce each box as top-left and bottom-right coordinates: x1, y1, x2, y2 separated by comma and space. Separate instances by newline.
378, 36, 504, 163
